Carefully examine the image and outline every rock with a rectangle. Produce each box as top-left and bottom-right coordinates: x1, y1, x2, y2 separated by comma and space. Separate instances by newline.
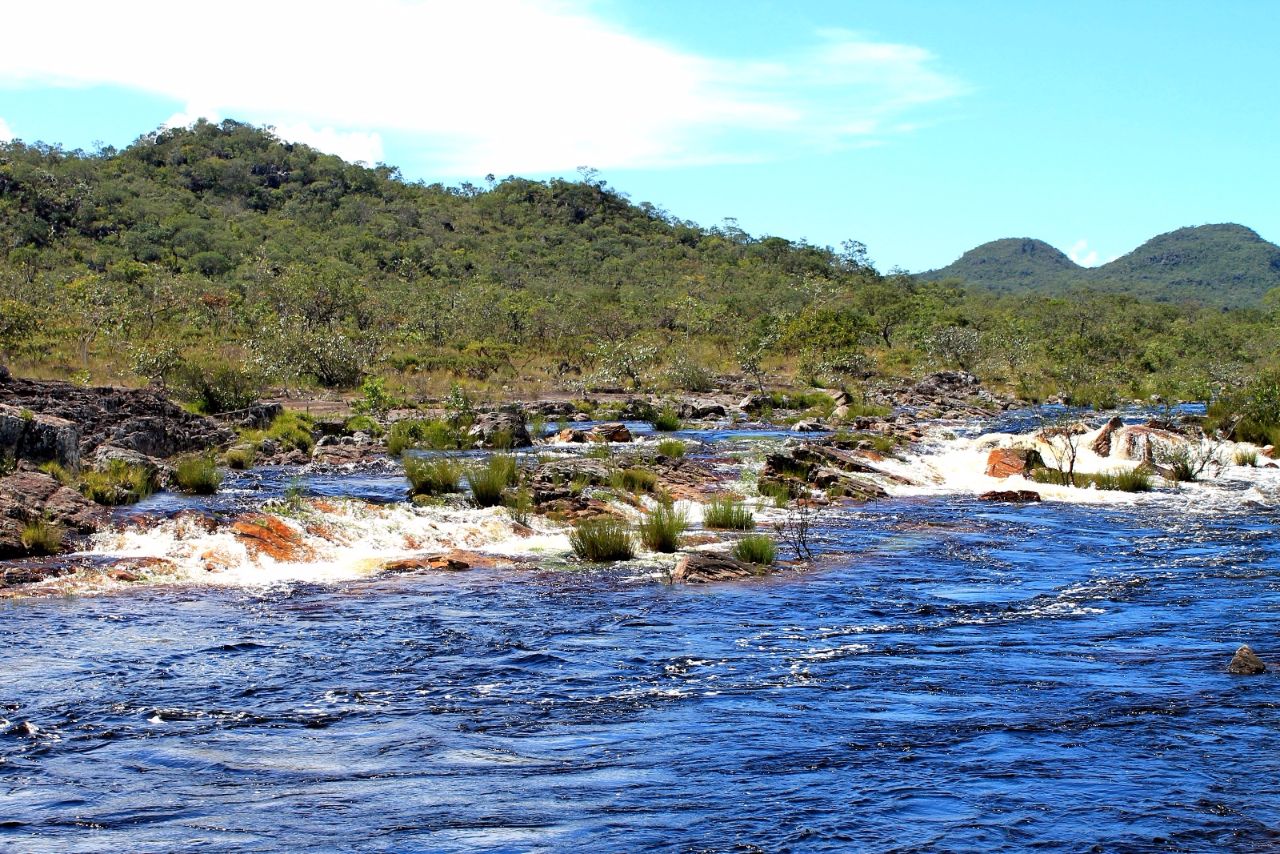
570, 412, 592, 423
985, 447, 1044, 478
791, 419, 826, 432
1090, 416, 1125, 457
589, 422, 632, 443
677, 400, 727, 420
1261, 445, 1275, 459
0, 404, 81, 469
467, 411, 532, 449
90, 445, 170, 486
231, 515, 314, 563
224, 403, 282, 431
671, 552, 770, 583
311, 442, 381, 467
554, 427, 588, 443
381, 554, 471, 573
0, 375, 231, 461
808, 467, 891, 501
979, 490, 1042, 502
1227, 644, 1268, 675
0, 471, 108, 558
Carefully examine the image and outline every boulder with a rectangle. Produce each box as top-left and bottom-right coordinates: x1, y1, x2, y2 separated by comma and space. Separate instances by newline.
1227, 644, 1268, 675
0, 404, 80, 469
381, 554, 471, 573
979, 490, 1042, 502
985, 447, 1044, 478
0, 470, 108, 558
676, 400, 727, 420
671, 552, 770, 584
1090, 416, 1125, 457
791, 420, 826, 433
589, 422, 633, 443
467, 411, 532, 449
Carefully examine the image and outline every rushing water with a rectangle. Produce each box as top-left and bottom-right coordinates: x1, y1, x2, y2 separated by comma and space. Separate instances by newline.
2, 417, 1279, 852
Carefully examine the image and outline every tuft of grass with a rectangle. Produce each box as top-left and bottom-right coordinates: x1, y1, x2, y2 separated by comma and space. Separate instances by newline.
569, 517, 636, 562
650, 405, 682, 432
387, 418, 461, 456
504, 487, 533, 526
1160, 446, 1200, 482
173, 454, 222, 495
733, 534, 777, 565
404, 456, 464, 497
757, 479, 793, 508
1091, 468, 1154, 492
610, 466, 658, 494
20, 517, 63, 555
704, 496, 755, 530
38, 461, 76, 486
657, 438, 686, 458
344, 414, 383, 436
467, 455, 517, 507
81, 460, 155, 505
637, 503, 688, 553
1234, 448, 1259, 467
223, 445, 256, 470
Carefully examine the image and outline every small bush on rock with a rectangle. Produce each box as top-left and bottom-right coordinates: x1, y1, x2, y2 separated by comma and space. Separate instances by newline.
404, 456, 463, 496
570, 517, 636, 562
637, 503, 687, 553
733, 534, 777, 565
174, 454, 222, 495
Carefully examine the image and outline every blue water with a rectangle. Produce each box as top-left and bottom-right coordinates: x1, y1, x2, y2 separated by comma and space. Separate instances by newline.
3, 424, 1280, 852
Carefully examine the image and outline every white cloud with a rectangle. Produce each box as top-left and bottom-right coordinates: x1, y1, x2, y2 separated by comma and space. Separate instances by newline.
0, 1, 966, 174
0, 116, 12, 143
1068, 239, 1100, 267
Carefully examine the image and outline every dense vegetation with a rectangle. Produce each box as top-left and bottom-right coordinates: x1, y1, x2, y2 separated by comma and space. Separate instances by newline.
920, 224, 1280, 308
1, 119, 1277, 414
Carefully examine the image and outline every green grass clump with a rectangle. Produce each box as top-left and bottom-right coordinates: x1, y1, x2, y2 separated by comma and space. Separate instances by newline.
757, 479, 793, 508
387, 419, 461, 455
173, 454, 222, 495
569, 517, 636, 562
344, 414, 382, 436
466, 455, 517, 507
21, 517, 63, 555
1091, 468, 1154, 492
650, 406, 682, 432
733, 534, 777, 565
38, 461, 76, 486
266, 411, 315, 453
223, 445, 256, 470
657, 438, 686, 458
704, 496, 755, 530
404, 456, 464, 496
637, 503, 688, 552
610, 467, 658, 494
81, 460, 156, 505
1234, 448, 1259, 467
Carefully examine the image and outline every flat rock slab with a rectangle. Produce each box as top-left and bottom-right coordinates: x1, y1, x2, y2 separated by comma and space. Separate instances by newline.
979, 489, 1042, 502
672, 552, 770, 584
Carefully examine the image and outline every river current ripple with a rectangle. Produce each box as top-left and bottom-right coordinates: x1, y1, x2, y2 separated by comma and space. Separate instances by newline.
2, 430, 1280, 852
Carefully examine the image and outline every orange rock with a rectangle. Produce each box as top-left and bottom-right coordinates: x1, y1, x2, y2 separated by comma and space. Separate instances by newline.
986, 448, 1040, 478
232, 514, 315, 562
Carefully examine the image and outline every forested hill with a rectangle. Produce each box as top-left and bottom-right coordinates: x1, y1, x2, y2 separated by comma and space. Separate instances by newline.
919, 224, 1280, 307
0, 119, 1276, 412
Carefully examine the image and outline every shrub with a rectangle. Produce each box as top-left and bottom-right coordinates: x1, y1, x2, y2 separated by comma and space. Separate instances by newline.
569, 517, 636, 562
637, 503, 688, 552
1234, 448, 1259, 467
404, 456, 464, 497
657, 438, 686, 458
467, 455, 516, 507
21, 517, 63, 555
650, 406, 682, 432
733, 534, 777, 565
173, 454, 222, 495
610, 467, 658, 494
223, 445, 256, 470
173, 357, 264, 415
81, 460, 155, 505
351, 376, 404, 417
704, 496, 755, 530
387, 419, 461, 456
266, 411, 315, 454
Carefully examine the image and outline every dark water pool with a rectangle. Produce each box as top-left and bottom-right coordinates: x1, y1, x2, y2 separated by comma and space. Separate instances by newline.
3, 442, 1279, 851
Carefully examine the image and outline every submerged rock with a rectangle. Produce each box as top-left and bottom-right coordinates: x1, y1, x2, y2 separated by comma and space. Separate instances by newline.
671, 552, 770, 584
1227, 645, 1268, 675
978, 490, 1042, 502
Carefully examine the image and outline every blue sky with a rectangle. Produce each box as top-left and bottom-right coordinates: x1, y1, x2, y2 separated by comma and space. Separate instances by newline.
1, 0, 1276, 272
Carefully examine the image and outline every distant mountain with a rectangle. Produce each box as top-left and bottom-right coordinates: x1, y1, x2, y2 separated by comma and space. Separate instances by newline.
919, 224, 1280, 307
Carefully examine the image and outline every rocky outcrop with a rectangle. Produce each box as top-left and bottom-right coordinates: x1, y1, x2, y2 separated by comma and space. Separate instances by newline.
1227, 644, 1268, 675
467, 411, 532, 449
760, 441, 904, 502
0, 374, 232, 462
0, 405, 81, 469
311, 434, 384, 467
868, 370, 1017, 417
553, 422, 633, 444
0, 470, 109, 558
671, 552, 770, 583
677, 400, 727, 420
